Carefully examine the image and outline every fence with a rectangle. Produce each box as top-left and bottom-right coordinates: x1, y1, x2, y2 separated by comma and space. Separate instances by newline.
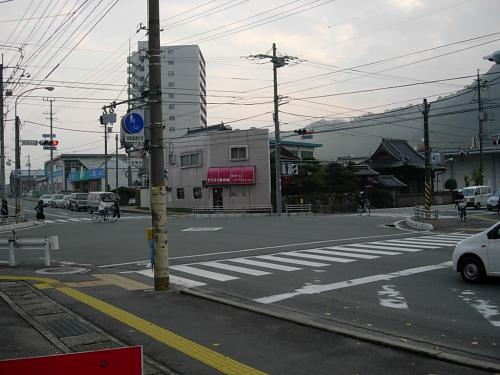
192, 205, 273, 216
285, 204, 312, 214
0, 234, 59, 266
413, 206, 439, 222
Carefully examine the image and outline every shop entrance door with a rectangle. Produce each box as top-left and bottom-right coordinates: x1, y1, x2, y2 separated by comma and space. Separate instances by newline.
213, 188, 223, 209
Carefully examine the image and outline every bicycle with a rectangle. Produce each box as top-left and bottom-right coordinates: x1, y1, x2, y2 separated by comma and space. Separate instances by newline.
91, 208, 118, 223
357, 200, 371, 216
457, 200, 467, 222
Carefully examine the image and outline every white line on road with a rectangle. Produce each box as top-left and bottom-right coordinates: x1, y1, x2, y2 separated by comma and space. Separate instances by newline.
254, 262, 452, 304
200, 261, 271, 276
256, 255, 330, 267
341, 244, 422, 252
134, 269, 207, 288
296, 250, 377, 260
379, 240, 439, 249
458, 290, 500, 327
311, 247, 401, 256
170, 265, 239, 281
228, 258, 301, 271
378, 285, 408, 310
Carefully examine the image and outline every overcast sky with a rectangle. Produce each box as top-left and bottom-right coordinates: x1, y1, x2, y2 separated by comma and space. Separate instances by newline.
1, 0, 499, 172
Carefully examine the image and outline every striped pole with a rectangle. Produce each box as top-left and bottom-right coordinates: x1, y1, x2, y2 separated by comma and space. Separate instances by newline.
422, 99, 432, 218
424, 181, 432, 214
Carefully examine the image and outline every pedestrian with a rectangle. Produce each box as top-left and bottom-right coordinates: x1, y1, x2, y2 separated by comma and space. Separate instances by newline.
113, 199, 121, 219
34, 200, 45, 222
1, 199, 8, 217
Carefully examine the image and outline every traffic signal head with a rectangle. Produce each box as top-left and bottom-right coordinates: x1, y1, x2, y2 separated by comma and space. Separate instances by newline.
39, 140, 59, 146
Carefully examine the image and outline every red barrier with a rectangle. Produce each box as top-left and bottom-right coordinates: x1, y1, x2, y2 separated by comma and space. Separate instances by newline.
0, 345, 142, 374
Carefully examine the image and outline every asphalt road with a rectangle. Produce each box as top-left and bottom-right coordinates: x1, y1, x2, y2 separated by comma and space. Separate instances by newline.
2, 199, 500, 374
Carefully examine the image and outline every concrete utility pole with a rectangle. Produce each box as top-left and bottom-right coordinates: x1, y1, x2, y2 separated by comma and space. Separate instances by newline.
148, 0, 169, 291
27, 154, 30, 193
0, 63, 5, 199
247, 44, 300, 214
49, 99, 54, 193
115, 133, 119, 190
476, 70, 484, 184
422, 98, 432, 215
104, 124, 108, 191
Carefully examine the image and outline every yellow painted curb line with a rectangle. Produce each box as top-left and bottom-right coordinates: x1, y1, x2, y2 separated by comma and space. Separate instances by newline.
0, 276, 267, 375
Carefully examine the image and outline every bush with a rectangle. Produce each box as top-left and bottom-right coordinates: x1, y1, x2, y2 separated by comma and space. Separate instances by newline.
444, 178, 457, 191
369, 188, 394, 208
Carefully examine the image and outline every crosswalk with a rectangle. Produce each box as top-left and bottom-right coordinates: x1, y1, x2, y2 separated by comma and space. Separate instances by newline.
43, 215, 151, 224
128, 233, 470, 288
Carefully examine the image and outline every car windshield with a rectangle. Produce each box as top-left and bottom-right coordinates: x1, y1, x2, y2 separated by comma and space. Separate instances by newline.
462, 189, 474, 196
41, 195, 52, 199
54, 195, 64, 199
76, 194, 88, 199
495, 190, 500, 197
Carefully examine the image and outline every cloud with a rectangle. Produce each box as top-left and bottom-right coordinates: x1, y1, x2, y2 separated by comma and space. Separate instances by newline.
390, 0, 424, 11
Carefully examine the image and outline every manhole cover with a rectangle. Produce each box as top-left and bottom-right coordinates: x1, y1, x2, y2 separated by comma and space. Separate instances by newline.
36, 267, 87, 275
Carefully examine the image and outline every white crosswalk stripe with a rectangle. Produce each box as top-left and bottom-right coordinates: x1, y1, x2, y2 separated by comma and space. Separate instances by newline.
41, 215, 148, 224
128, 232, 471, 288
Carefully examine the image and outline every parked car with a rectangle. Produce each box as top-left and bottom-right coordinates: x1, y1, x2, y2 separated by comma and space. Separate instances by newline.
486, 190, 500, 211
87, 191, 116, 213
39, 194, 54, 207
452, 222, 500, 282
61, 195, 71, 209
51, 194, 66, 208
462, 185, 492, 209
69, 193, 89, 212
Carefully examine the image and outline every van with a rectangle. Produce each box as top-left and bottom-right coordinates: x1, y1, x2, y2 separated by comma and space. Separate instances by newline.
87, 191, 117, 213
462, 185, 492, 209
69, 192, 88, 212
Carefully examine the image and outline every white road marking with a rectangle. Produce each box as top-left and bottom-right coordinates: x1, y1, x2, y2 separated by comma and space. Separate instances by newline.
44, 220, 55, 223
404, 237, 459, 244
182, 227, 222, 232
377, 241, 438, 249
56, 219, 69, 223
377, 285, 408, 309
134, 269, 206, 288
392, 238, 457, 246
342, 244, 422, 252
256, 255, 329, 267
254, 262, 452, 304
297, 250, 377, 260
200, 261, 271, 276
311, 247, 400, 256
459, 290, 500, 327
228, 258, 301, 271
170, 265, 238, 281
285, 251, 359, 262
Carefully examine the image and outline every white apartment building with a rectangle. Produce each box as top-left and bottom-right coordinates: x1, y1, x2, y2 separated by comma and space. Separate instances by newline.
127, 41, 207, 141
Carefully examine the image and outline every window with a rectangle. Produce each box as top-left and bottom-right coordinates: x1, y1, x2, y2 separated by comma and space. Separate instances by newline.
168, 71, 174, 76
230, 145, 248, 161
169, 104, 175, 110
176, 188, 184, 199
168, 93, 175, 98
180, 151, 202, 168
193, 187, 202, 199
168, 153, 175, 165
301, 151, 314, 159
169, 115, 175, 121
168, 82, 175, 88
167, 60, 174, 65
169, 126, 176, 132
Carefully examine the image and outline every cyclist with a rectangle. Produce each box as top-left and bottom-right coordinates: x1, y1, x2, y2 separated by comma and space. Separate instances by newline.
358, 191, 368, 215
455, 189, 467, 221
97, 197, 111, 219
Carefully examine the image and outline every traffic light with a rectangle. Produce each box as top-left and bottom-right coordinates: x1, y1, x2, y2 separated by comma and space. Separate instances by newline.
294, 128, 312, 135
39, 140, 59, 146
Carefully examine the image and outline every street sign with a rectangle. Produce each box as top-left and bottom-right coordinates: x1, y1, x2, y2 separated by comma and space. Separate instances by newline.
123, 112, 144, 134
21, 140, 39, 146
43, 146, 57, 151
125, 134, 144, 143
42, 133, 56, 138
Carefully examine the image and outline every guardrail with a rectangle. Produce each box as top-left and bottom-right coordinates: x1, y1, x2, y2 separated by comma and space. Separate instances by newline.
285, 204, 312, 214
0, 214, 27, 226
413, 206, 439, 221
0, 233, 59, 266
192, 205, 273, 216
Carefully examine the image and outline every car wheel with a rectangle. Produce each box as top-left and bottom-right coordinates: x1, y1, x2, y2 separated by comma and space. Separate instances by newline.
460, 256, 485, 283
475, 203, 480, 209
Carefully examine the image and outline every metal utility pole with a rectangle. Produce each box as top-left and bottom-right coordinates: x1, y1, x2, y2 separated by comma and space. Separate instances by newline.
247, 44, 300, 214
104, 124, 108, 191
0, 62, 5, 199
148, 0, 168, 291
422, 98, 432, 214
476, 70, 484, 184
115, 133, 119, 190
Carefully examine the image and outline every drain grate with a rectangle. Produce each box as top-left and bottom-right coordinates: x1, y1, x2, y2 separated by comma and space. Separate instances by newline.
36, 267, 87, 275
42, 317, 92, 338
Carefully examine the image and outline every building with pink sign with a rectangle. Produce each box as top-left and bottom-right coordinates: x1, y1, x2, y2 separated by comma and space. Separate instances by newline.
165, 124, 271, 209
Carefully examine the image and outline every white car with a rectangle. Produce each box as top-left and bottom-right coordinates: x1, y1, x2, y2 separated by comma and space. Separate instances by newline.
39, 194, 54, 207
51, 194, 66, 208
452, 223, 500, 282
486, 190, 500, 211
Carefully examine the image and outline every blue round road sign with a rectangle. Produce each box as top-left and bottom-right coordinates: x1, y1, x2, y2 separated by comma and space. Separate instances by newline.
123, 112, 144, 134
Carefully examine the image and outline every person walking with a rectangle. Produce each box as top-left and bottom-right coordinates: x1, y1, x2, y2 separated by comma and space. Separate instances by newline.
34, 200, 45, 222
1, 199, 8, 217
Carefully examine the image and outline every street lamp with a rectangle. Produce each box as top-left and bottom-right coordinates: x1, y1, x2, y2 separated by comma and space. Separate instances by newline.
14, 86, 54, 214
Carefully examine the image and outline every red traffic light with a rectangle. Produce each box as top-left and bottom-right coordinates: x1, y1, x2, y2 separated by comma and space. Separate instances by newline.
51, 140, 59, 146
39, 139, 59, 146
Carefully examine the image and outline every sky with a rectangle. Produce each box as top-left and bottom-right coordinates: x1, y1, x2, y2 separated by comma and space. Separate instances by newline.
1, 0, 499, 173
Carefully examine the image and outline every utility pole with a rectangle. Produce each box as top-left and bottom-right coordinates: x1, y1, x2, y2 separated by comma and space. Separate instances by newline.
0, 62, 5, 199
247, 44, 300, 214
27, 154, 30, 193
49, 99, 54, 193
422, 98, 432, 215
476, 70, 484, 184
148, 0, 168, 291
115, 133, 118, 190
14, 115, 20, 212
104, 124, 108, 191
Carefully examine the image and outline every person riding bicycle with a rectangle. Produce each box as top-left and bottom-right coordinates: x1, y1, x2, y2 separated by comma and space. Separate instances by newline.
358, 191, 368, 211
98, 197, 111, 217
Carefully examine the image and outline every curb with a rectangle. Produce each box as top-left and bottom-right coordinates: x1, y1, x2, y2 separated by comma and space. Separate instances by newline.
0, 220, 38, 233
181, 288, 500, 373
405, 217, 434, 231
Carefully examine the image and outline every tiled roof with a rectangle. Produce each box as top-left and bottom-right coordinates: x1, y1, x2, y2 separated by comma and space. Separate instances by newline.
354, 163, 380, 177
366, 139, 424, 169
375, 174, 407, 188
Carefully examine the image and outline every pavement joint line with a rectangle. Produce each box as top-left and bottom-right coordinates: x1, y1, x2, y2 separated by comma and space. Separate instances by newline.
181, 289, 500, 374
92, 274, 152, 291
0, 275, 266, 375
